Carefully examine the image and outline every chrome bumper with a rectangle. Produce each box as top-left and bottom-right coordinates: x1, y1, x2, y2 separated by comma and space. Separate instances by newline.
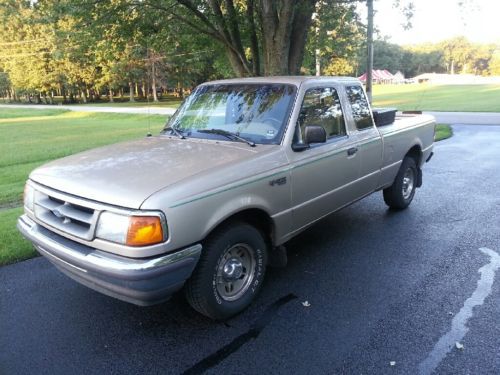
17, 214, 202, 306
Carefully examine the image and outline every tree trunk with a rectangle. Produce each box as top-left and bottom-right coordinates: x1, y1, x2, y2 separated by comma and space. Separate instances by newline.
109, 89, 114, 102
366, 0, 374, 104
259, 0, 314, 75
224, 50, 248, 77
287, 1, 315, 74
81, 90, 87, 103
129, 82, 135, 102
151, 61, 159, 102
247, 0, 260, 76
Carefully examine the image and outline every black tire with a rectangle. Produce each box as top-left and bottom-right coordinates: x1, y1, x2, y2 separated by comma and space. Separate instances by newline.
383, 156, 418, 209
184, 222, 268, 320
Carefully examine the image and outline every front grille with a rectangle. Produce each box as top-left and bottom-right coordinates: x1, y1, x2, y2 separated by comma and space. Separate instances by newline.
33, 189, 99, 240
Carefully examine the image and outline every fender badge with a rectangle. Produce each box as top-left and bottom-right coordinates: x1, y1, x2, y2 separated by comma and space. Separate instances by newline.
269, 177, 287, 186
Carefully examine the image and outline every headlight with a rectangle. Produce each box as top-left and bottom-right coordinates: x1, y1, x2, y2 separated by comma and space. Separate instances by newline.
96, 211, 165, 247
24, 183, 35, 212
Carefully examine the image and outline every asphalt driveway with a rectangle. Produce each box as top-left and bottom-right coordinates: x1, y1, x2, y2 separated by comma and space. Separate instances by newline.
1, 124, 499, 374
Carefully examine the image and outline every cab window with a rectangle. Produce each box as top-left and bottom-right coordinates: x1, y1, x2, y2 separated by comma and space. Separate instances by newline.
346, 85, 374, 130
297, 87, 346, 142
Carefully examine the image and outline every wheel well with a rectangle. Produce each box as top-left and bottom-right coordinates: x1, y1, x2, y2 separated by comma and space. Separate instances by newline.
406, 145, 423, 187
211, 209, 274, 245
406, 145, 422, 166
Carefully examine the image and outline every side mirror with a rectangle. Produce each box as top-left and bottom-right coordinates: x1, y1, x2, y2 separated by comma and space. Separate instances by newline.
304, 125, 326, 144
292, 125, 327, 152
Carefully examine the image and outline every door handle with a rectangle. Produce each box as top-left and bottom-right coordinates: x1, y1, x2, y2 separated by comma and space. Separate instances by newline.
347, 147, 358, 156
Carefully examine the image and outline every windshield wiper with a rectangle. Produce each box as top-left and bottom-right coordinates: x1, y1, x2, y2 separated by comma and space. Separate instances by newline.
164, 126, 186, 139
198, 128, 256, 147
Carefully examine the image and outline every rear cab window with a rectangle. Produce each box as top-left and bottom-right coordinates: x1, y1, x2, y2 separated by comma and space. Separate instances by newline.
345, 85, 374, 130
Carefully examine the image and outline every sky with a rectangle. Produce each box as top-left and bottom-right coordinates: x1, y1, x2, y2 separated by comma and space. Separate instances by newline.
369, 0, 500, 45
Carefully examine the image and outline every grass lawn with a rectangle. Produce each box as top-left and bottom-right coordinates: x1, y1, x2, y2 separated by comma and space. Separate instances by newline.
373, 84, 500, 112
0, 109, 166, 208
435, 124, 452, 142
0, 109, 167, 266
0, 96, 183, 108
0, 207, 35, 266
79, 97, 182, 108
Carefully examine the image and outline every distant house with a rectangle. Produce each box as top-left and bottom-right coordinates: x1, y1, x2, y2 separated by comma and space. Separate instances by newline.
393, 71, 405, 84
412, 73, 500, 84
358, 69, 394, 84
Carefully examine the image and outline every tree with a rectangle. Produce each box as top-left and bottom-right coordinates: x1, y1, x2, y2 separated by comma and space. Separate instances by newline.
76, 0, 335, 77
490, 51, 500, 76
440, 36, 474, 74
303, 0, 365, 76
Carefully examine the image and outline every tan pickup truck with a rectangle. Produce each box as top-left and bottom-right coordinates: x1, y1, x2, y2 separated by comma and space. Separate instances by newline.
18, 76, 435, 319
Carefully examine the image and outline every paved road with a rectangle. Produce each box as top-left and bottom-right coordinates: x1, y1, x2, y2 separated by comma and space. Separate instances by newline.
1, 125, 499, 374
424, 112, 500, 125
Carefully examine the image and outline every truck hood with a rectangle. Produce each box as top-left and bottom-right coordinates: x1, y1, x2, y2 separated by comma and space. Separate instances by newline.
30, 136, 263, 209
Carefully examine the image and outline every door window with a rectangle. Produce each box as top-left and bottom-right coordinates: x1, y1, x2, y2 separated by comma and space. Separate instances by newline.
297, 87, 346, 141
346, 85, 374, 130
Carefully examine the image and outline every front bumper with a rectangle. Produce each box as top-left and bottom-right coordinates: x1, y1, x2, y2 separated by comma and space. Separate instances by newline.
17, 214, 202, 306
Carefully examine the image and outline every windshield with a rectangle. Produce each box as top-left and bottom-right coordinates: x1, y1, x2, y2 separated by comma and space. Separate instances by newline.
164, 83, 297, 145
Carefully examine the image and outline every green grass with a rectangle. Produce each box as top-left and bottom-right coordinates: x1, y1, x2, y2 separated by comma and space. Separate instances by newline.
0, 109, 166, 208
80, 98, 182, 108
0, 207, 36, 266
0, 108, 69, 119
0, 96, 182, 108
435, 124, 453, 142
0, 109, 167, 266
372, 84, 500, 112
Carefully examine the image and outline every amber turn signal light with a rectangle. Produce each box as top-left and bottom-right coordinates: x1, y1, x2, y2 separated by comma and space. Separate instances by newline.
126, 216, 164, 247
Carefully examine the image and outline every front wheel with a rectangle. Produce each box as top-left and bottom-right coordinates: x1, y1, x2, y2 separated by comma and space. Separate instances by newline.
383, 156, 418, 209
184, 222, 268, 320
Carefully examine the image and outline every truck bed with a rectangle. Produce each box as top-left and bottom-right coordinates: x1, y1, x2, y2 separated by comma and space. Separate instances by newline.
377, 113, 435, 188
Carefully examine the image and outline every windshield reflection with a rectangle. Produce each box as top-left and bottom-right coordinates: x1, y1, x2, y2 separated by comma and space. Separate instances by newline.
164, 84, 297, 145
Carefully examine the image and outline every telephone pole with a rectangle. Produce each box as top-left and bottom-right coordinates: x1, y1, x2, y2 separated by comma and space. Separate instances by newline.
366, 0, 374, 103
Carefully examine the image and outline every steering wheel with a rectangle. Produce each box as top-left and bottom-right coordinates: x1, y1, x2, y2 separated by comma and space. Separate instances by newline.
261, 117, 282, 129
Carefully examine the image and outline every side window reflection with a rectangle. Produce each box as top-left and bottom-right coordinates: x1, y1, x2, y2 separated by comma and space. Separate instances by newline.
297, 87, 346, 142
346, 85, 374, 130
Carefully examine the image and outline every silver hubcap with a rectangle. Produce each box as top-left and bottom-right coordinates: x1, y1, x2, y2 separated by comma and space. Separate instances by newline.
402, 168, 415, 200
216, 243, 256, 301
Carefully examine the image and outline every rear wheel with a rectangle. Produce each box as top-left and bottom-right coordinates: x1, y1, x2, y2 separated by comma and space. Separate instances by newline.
383, 156, 418, 209
184, 222, 268, 320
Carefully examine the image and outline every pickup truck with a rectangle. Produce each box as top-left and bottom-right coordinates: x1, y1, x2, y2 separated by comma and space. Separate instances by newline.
18, 76, 435, 320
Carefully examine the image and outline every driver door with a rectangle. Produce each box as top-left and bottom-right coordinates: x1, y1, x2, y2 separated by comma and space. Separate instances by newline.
289, 86, 361, 232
